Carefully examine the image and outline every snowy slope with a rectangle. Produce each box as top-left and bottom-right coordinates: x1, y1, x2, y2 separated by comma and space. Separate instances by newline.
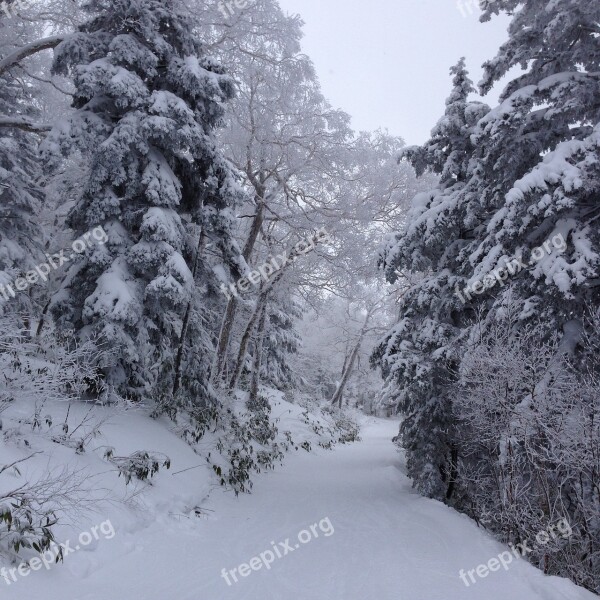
3, 416, 597, 600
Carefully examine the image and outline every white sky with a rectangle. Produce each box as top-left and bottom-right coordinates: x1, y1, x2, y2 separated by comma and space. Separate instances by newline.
276, 0, 512, 145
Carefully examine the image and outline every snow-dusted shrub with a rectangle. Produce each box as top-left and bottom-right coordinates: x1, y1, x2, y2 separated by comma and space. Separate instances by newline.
320, 406, 361, 444
0, 458, 90, 562
0, 317, 114, 456
0, 317, 108, 408
195, 393, 300, 496
211, 402, 284, 496
0, 460, 57, 560
104, 449, 171, 485
297, 406, 361, 448
166, 384, 275, 491
453, 313, 600, 593
0, 319, 108, 561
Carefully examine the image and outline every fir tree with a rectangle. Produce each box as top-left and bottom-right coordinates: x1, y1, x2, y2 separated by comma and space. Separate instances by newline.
374, 0, 600, 507
0, 23, 44, 318
261, 287, 302, 390
372, 60, 490, 499
45, 0, 245, 401
471, 0, 600, 332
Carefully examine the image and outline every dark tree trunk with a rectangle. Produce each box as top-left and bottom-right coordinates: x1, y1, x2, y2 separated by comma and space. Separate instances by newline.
248, 304, 268, 405
173, 229, 206, 396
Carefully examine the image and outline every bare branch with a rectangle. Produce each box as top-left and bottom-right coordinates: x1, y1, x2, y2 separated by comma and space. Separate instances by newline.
0, 452, 42, 476
0, 35, 65, 78
0, 116, 52, 133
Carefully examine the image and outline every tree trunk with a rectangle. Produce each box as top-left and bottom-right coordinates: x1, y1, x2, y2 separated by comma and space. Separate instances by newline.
172, 229, 206, 396
248, 304, 268, 405
445, 444, 459, 500
330, 335, 363, 409
35, 299, 51, 337
337, 345, 351, 407
330, 308, 375, 408
228, 287, 270, 391
211, 195, 265, 385
228, 256, 292, 392
211, 295, 239, 384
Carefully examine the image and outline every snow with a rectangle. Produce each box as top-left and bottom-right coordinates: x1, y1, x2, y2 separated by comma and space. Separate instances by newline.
3, 414, 596, 600
141, 150, 182, 207
75, 60, 149, 110
83, 257, 142, 325
140, 208, 184, 246
181, 55, 225, 96
148, 90, 193, 121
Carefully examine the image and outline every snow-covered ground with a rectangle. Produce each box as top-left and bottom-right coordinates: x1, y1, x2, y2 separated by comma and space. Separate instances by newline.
4, 415, 597, 600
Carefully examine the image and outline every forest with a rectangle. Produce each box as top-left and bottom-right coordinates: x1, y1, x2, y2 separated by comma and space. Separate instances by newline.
0, 1, 599, 598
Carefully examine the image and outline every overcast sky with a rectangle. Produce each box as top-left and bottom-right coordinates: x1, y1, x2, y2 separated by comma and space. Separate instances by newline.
276, 0, 512, 145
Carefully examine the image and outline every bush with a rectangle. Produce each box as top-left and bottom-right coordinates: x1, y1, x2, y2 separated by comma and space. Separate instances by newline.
0, 459, 89, 562
104, 449, 171, 485
452, 313, 600, 593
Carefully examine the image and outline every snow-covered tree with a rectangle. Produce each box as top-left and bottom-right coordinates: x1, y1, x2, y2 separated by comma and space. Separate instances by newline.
374, 6, 600, 591
469, 0, 600, 337
200, 0, 355, 386
372, 60, 489, 499
454, 306, 600, 592
0, 19, 45, 319
261, 284, 302, 390
401, 57, 487, 187
45, 0, 245, 402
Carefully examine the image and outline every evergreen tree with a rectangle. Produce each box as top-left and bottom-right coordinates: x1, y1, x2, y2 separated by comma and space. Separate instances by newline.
0, 22, 44, 317
471, 0, 600, 334
45, 0, 245, 402
374, 0, 600, 506
402, 57, 488, 187
261, 287, 302, 390
372, 60, 488, 499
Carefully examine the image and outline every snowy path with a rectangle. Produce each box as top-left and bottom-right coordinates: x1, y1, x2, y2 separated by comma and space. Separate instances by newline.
14, 418, 598, 600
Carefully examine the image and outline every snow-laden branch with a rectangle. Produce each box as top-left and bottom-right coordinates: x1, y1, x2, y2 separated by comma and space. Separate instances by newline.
0, 116, 52, 133
0, 35, 65, 78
